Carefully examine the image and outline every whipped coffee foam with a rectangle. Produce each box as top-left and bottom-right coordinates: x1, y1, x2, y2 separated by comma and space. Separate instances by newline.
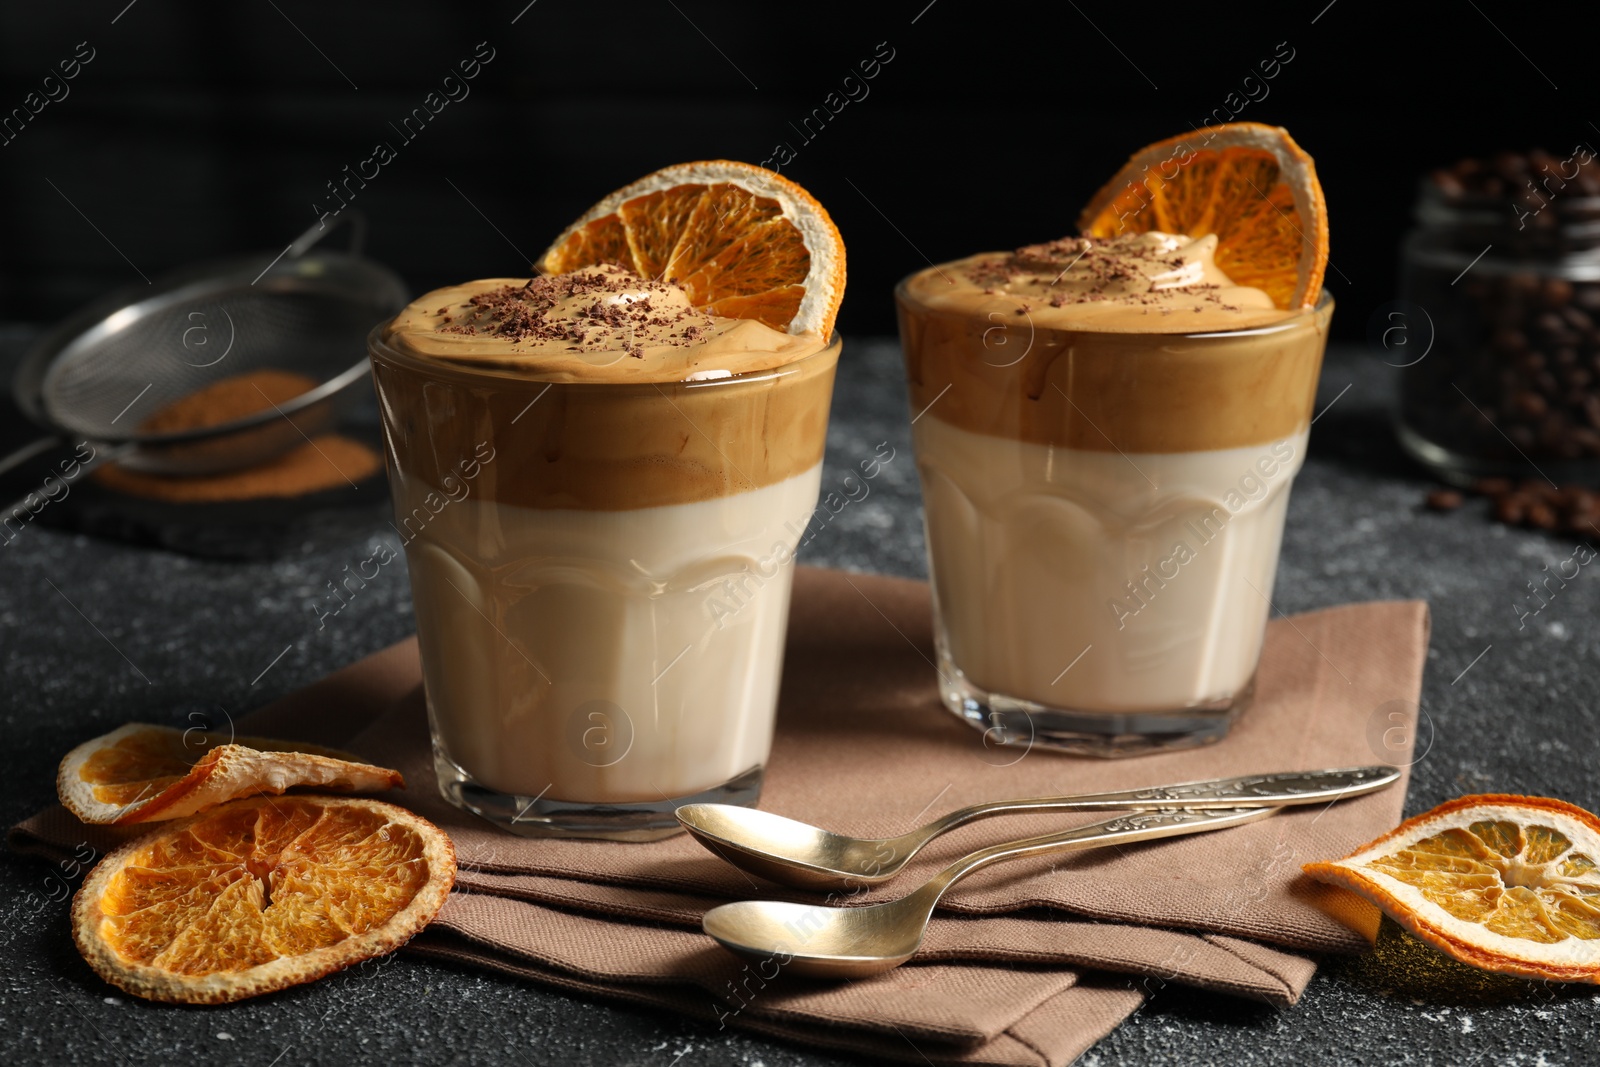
897, 233, 1330, 455
385, 264, 830, 382
902, 231, 1294, 333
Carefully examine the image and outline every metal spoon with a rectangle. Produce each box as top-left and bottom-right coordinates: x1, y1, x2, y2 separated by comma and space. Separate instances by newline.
678, 765, 1398, 890
702, 806, 1278, 978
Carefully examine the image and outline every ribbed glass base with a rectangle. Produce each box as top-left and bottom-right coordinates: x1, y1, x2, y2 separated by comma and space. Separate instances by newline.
936, 643, 1252, 758
434, 750, 763, 842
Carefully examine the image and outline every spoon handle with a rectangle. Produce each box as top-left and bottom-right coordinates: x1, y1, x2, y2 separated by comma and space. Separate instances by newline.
921, 765, 1399, 840
921, 806, 1279, 903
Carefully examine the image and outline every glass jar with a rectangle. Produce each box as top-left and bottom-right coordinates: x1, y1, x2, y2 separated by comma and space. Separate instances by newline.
1396, 171, 1600, 484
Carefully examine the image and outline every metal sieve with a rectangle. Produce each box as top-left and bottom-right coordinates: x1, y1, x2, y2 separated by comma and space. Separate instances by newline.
0, 213, 407, 504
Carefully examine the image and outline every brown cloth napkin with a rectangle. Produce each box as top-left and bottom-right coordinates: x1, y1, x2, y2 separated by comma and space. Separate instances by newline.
12, 567, 1429, 1067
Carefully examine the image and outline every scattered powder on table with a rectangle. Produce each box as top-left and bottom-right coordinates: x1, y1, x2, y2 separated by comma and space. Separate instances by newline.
94, 436, 381, 502
92, 369, 383, 503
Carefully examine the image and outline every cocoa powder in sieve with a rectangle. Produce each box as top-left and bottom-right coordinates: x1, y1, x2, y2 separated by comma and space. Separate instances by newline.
137, 369, 319, 435
93, 370, 381, 502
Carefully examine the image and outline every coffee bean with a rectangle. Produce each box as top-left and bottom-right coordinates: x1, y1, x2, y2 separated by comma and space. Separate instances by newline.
1426, 488, 1465, 511
1493, 152, 1526, 182
1513, 391, 1549, 418
1548, 419, 1587, 457
1492, 328, 1528, 353
1475, 474, 1600, 537
1517, 483, 1546, 504
1544, 277, 1575, 308
1434, 149, 1600, 202
1536, 313, 1569, 338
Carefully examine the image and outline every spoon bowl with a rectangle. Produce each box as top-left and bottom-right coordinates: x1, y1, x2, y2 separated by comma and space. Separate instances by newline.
675, 804, 917, 890
703, 894, 934, 978
701, 806, 1279, 978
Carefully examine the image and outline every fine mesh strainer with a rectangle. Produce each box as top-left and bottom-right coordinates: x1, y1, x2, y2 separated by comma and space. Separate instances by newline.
0, 214, 407, 501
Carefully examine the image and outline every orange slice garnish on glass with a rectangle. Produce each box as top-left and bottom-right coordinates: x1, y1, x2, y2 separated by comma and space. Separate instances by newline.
1304, 794, 1600, 983
58, 723, 403, 825
73, 796, 455, 1003
1079, 122, 1328, 310
540, 160, 846, 337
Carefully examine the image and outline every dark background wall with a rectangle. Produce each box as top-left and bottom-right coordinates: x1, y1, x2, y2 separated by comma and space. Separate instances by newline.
0, 0, 1593, 341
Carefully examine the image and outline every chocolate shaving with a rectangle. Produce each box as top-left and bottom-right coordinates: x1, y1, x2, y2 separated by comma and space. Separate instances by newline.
437, 265, 714, 356
960, 232, 1257, 314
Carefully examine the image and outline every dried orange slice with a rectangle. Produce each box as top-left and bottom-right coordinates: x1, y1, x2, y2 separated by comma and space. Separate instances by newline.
73, 796, 455, 1003
540, 160, 845, 337
1079, 122, 1328, 310
1304, 794, 1600, 983
58, 723, 403, 825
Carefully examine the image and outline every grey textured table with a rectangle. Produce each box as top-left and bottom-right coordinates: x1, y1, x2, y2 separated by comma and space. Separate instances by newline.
2, 333, 1597, 1067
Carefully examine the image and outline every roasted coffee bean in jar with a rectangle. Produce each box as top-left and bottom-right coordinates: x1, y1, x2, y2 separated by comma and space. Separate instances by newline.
1396, 147, 1600, 484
